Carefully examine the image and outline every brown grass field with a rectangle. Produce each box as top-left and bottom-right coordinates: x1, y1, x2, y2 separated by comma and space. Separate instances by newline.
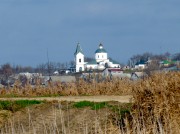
0, 77, 134, 97
0, 72, 179, 134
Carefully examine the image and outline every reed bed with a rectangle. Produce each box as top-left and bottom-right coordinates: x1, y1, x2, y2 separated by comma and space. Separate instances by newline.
0, 77, 134, 97
0, 72, 180, 133
129, 72, 180, 134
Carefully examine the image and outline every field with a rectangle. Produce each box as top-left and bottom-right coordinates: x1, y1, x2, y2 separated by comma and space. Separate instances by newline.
0, 76, 134, 97
0, 72, 179, 134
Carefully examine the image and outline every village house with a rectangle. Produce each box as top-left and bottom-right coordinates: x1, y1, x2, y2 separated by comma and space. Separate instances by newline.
160, 60, 177, 67
134, 60, 147, 70
103, 68, 123, 77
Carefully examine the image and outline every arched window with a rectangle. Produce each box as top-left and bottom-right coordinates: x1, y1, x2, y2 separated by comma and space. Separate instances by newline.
79, 59, 81, 63
79, 67, 82, 72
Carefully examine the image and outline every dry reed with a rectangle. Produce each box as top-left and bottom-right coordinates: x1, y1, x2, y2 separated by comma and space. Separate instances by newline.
0, 77, 134, 97
0, 72, 180, 133
131, 72, 180, 134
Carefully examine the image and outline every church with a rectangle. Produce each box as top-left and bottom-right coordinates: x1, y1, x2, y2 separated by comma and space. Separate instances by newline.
74, 43, 121, 72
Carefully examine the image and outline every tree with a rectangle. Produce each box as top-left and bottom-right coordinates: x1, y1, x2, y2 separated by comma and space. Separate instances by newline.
145, 60, 160, 76
69, 60, 75, 67
35, 63, 46, 74
129, 52, 172, 67
129, 52, 152, 67
151, 53, 170, 61
46, 62, 57, 76
172, 53, 180, 60
1, 63, 13, 79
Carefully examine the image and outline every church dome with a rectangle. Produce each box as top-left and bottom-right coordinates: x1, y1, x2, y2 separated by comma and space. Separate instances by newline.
95, 43, 107, 53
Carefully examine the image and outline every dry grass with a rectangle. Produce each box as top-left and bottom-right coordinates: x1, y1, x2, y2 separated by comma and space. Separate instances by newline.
0, 77, 134, 97
129, 72, 180, 134
0, 101, 122, 134
0, 72, 180, 133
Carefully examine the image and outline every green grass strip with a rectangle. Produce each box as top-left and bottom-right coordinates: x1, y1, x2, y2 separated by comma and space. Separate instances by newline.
73, 101, 107, 110
0, 100, 43, 112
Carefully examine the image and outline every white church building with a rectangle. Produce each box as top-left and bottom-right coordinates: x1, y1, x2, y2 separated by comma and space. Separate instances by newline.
74, 43, 121, 72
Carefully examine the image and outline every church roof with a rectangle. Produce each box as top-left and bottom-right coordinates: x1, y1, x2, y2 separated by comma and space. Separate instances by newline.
161, 60, 176, 65
86, 59, 97, 65
95, 43, 107, 53
95, 48, 107, 53
74, 43, 84, 55
135, 60, 147, 65
109, 59, 120, 64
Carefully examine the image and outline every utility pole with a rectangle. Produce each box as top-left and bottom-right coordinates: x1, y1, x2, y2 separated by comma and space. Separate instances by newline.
47, 49, 51, 77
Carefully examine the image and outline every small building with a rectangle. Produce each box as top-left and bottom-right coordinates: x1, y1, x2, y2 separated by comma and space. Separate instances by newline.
103, 68, 123, 77
163, 66, 180, 72
135, 60, 147, 70
53, 71, 59, 75
160, 60, 176, 67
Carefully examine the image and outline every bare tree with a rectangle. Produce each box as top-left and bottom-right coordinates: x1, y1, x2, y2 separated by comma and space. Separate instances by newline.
172, 53, 180, 60
129, 52, 152, 67
145, 60, 160, 76
129, 52, 171, 67
69, 60, 75, 67
35, 63, 46, 74
1, 63, 13, 79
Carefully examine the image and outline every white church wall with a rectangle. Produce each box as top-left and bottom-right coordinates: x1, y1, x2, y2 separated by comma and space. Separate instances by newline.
97, 65, 105, 70
76, 53, 84, 63
108, 63, 120, 68
110, 64, 120, 68
75, 53, 85, 72
85, 64, 98, 70
95, 53, 108, 62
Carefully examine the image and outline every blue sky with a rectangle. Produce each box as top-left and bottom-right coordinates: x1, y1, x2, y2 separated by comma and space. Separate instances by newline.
0, 0, 180, 66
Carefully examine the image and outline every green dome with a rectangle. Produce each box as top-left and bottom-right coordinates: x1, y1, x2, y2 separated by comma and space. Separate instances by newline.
95, 43, 107, 53
95, 48, 107, 53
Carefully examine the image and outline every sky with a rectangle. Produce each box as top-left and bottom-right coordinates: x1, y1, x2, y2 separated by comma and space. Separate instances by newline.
0, 0, 180, 67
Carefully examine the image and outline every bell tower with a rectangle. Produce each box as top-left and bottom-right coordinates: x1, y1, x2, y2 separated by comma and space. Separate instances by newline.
74, 43, 85, 72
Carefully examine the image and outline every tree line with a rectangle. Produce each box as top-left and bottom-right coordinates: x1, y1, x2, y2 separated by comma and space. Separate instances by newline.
0, 52, 180, 78
0, 61, 75, 79
128, 52, 180, 67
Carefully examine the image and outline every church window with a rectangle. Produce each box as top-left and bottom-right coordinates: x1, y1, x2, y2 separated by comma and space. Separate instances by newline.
98, 55, 99, 58
79, 67, 82, 72
79, 59, 81, 63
